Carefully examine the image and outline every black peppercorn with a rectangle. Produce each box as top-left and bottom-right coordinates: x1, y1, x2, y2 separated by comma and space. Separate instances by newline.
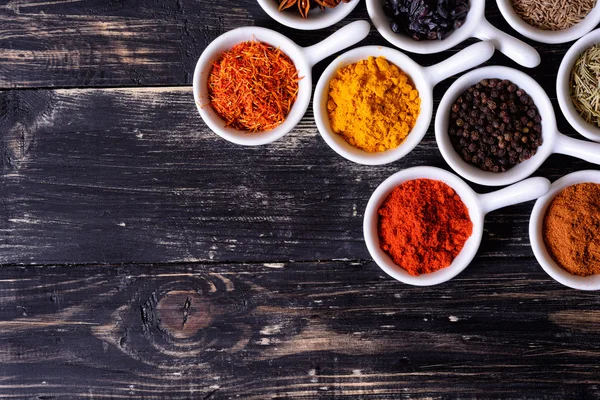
448, 78, 543, 172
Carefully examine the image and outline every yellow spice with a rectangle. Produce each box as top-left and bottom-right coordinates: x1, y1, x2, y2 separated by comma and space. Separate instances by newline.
327, 56, 421, 153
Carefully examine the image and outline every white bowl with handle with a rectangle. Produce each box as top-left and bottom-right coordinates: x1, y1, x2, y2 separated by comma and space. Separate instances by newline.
257, 0, 361, 30
436, 66, 600, 186
496, 0, 600, 44
557, 29, 600, 142
314, 41, 495, 165
529, 170, 600, 290
366, 0, 540, 68
193, 20, 370, 146
364, 166, 550, 286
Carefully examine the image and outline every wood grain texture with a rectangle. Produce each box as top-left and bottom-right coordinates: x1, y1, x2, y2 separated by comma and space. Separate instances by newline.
2, 0, 600, 398
0, 0, 579, 89
0, 86, 594, 265
2, 262, 600, 399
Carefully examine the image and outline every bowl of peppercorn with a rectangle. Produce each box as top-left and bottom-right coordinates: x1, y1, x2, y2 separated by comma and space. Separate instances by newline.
257, 0, 361, 30
435, 66, 600, 187
366, 0, 540, 68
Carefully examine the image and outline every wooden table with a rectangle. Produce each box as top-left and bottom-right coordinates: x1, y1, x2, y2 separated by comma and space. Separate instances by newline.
1, 1, 599, 398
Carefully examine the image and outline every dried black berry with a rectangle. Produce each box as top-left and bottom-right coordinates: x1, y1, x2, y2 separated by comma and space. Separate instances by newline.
383, 0, 470, 41
447, 79, 543, 173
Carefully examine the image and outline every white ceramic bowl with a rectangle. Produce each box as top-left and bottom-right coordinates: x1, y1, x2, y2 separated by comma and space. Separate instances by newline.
257, 0, 361, 30
364, 166, 550, 286
193, 21, 370, 146
497, 0, 600, 44
529, 170, 600, 290
366, 0, 540, 68
313, 41, 494, 165
557, 29, 600, 142
436, 66, 600, 187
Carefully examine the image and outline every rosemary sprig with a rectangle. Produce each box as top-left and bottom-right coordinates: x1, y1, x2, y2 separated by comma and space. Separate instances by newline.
571, 44, 600, 128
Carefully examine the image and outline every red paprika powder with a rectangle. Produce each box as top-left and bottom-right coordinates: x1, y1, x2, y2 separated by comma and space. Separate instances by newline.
377, 178, 473, 276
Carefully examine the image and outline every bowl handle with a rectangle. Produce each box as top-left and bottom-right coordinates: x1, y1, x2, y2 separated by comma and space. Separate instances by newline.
302, 20, 370, 67
473, 18, 540, 68
422, 42, 495, 87
554, 132, 600, 164
476, 177, 551, 215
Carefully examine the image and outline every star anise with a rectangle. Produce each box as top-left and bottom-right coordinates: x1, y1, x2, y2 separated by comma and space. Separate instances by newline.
277, 0, 349, 19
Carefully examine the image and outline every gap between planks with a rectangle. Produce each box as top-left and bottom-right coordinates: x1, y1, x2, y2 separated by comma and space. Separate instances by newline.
0, 85, 193, 93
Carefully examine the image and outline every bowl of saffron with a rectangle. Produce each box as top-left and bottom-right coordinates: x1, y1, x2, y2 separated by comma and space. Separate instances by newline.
193, 21, 371, 146
363, 166, 551, 286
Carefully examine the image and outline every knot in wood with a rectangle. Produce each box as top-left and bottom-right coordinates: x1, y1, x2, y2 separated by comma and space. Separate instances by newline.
0, 90, 53, 174
156, 290, 213, 339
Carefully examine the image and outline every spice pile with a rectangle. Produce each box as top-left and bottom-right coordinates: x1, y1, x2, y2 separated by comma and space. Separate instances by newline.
378, 179, 473, 276
543, 183, 600, 276
511, 0, 596, 31
208, 41, 300, 132
277, 0, 350, 19
570, 43, 600, 128
448, 79, 543, 172
327, 56, 420, 152
383, 0, 470, 41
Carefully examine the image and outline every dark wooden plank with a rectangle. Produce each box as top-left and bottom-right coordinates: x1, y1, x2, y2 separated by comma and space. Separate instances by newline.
0, 0, 585, 88
2, 1, 600, 398
2, 261, 600, 399
0, 86, 592, 265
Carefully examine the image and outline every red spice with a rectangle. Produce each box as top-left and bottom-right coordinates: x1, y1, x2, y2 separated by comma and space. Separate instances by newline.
377, 179, 473, 276
207, 41, 300, 132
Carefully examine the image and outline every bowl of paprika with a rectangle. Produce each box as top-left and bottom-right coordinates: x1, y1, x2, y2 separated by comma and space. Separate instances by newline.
364, 166, 550, 286
529, 170, 600, 290
313, 41, 495, 165
193, 20, 370, 146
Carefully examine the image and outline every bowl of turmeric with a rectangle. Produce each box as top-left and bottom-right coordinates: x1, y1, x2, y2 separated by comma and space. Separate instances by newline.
313, 41, 494, 165
364, 166, 551, 286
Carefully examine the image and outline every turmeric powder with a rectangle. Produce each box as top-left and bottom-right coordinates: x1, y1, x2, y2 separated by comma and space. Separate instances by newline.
327, 56, 421, 153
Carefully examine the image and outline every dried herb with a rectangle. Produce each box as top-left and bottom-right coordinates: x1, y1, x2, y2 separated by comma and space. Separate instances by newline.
383, 0, 470, 41
278, 0, 349, 19
570, 43, 600, 128
208, 41, 301, 132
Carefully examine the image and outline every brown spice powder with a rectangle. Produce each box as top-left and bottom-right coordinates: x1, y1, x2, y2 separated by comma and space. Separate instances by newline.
542, 183, 600, 276
511, 0, 596, 31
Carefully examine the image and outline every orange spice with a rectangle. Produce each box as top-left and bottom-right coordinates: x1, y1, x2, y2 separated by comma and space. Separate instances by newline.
543, 183, 600, 276
378, 179, 473, 276
208, 41, 301, 132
